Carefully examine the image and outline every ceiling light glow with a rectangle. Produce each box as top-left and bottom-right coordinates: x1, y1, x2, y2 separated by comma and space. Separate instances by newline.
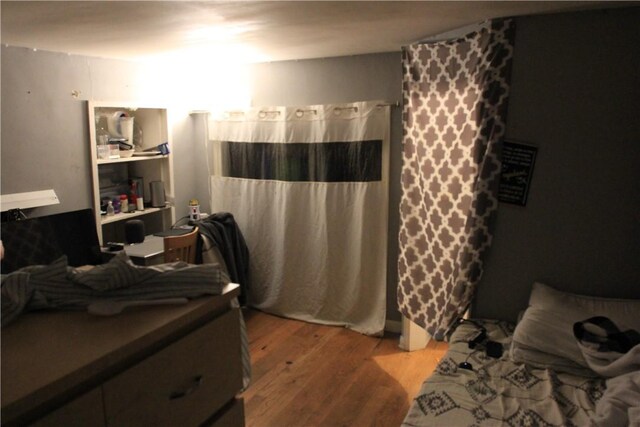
136, 44, 262, 113
186, 24, 250, 43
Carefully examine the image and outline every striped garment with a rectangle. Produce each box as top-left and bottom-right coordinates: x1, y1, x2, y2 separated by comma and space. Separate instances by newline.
1, 251, 252, 390
1, 251, 229, 327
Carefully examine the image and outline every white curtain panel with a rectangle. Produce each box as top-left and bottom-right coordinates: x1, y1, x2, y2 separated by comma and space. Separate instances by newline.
207, 101, 390, 335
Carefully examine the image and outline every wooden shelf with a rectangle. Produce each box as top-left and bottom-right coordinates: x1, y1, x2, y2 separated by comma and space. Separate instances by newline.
88, 101, 175, 245
100, 206, 172, 225
97, 155, 169, 165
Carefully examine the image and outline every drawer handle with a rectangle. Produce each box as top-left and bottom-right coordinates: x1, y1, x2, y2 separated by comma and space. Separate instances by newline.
169, 375, 203, 400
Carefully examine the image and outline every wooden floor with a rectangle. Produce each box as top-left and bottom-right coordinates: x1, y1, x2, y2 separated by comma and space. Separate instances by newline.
241, 309, 448, 427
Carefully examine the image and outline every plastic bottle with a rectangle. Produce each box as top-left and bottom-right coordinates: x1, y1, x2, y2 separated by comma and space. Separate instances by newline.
112, 197, 121, 214
189, 199, 200, 221
106, 200, 115, 216
120, 194, 129, 213
129, 182, 138, 212
96, 115, 110, 145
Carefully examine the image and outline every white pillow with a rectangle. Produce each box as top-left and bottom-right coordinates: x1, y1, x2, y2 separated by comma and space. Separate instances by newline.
510, 282, 640, 374
529, 282, 640, 331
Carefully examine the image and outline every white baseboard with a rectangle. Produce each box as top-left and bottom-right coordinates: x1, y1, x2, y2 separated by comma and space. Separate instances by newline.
399, 316, 431, 351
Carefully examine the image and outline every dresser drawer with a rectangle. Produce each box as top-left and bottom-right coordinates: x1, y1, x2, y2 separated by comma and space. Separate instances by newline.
103, 308, 242, 427
204, 398, 245, 427
31, 387, 104, 427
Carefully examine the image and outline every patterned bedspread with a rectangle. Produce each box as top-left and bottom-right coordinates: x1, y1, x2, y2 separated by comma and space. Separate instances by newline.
402, 320, 605, 426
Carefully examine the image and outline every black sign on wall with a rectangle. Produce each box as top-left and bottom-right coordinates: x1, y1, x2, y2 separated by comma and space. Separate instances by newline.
498, 141, 537, 206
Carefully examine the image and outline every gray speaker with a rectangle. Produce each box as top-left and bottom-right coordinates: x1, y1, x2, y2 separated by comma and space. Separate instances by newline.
124, 220, 145, 244
150, 181, 166, 207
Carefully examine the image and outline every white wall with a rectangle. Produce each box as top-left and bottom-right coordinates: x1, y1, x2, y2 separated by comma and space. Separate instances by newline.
1, 47, 203, 220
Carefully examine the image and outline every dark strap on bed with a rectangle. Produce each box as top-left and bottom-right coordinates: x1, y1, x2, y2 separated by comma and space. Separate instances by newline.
573, 316, 640, 353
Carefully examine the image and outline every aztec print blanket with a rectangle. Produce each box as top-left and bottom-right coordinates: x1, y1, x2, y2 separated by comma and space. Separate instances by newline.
402, 320, 606, 426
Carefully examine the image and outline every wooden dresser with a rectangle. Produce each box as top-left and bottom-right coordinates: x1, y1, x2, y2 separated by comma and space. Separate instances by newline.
1, 284, 244, 427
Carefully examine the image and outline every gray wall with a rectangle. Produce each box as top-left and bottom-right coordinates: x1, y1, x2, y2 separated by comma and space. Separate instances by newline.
0, 47, 202, 221
473, 7, 640, 321
2, 6, 638, 325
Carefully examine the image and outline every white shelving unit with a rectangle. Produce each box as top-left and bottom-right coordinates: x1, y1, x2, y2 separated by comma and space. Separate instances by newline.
87, 101, 176, 245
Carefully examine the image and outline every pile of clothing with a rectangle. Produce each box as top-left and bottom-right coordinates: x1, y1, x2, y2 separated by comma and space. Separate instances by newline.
1, 252, 229, 327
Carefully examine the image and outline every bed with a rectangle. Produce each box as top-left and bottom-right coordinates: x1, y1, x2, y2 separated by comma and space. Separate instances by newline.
402, 282, 640, 427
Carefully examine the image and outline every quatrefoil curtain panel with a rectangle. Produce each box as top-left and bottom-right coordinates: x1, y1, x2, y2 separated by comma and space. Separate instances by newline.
397, 19, 515, 339
208, 101, 390, 335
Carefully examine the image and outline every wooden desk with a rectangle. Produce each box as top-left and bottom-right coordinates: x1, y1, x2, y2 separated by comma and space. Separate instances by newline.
102, 235, 165, 266
124, 234, 165, 265
1, 284, 244, 427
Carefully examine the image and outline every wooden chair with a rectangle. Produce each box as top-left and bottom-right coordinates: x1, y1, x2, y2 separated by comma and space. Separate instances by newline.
163, 227, 199, 263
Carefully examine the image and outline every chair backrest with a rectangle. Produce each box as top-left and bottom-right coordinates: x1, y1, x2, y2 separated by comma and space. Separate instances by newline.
163, 227, 199, 263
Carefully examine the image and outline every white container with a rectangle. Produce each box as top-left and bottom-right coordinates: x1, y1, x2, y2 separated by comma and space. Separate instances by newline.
97, 145, 110, 159
97, 134, 110, 145
189, 203, 200, 221
108, 144, 120, 159
108, 112, 134, 145
119, 117, 134, 146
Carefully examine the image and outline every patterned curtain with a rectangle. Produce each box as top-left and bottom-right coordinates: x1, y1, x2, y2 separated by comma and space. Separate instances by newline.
397, 19, 515, 339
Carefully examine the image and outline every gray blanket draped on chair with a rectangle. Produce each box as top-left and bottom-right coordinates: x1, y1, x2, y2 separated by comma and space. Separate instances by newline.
196, 212, 250, 305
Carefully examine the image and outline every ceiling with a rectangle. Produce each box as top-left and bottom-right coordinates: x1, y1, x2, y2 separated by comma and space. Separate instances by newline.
1, 1, 621, 63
